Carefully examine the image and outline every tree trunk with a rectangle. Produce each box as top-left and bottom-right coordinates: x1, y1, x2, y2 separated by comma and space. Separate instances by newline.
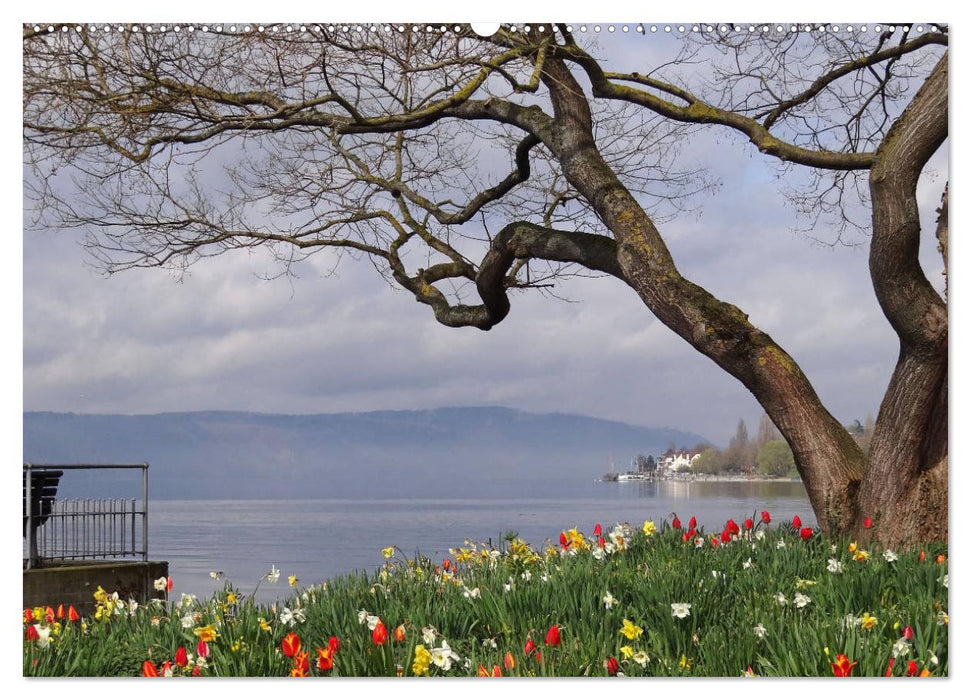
856, 52, 948, 548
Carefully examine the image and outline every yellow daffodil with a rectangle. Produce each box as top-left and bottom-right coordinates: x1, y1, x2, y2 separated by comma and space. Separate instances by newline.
382, 546, 395, 559
848, 542, 858, 553
620, 619, 644, 640
193, 624, 219, 642
679, 654, 693, 670
853, 549, 871, 562
412, 644, 432, 676
226, 592, 238, 605
860, 613, 877, 629
643, 520, 657, 536
259, 617, 271, 632
288, 575, 299, 588
619, 645, 635, 660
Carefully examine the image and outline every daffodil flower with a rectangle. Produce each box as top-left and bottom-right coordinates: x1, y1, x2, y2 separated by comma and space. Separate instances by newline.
620, 618, 644, 639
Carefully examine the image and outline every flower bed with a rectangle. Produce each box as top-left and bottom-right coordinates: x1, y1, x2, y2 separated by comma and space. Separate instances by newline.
22, 511, 948, 677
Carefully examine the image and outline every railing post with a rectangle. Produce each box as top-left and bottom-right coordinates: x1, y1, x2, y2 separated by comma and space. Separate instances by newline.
25, 464, 34, 570
142, 464, 148, 562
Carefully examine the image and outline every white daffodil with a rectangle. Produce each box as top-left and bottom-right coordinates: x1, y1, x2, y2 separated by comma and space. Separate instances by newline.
671, 602, 691, 619
430, 639, 460, 671
521, 570, 532, 581
892, 637, 912, 658
266, 565, 280, 584
365, 614, 381, 631
633, 651, 650, 668
742, 558, 753, 570
422, 626, 437, 646
883, 550, 898, 562
940, 574, 948, 589
603, 591, 618, 610
753, 623, 767, 639
774, 592, 788, 606
279, 606, 305, 627
462, 587, 480, 600
827, 558, 844, 574
776, 539, 787, 549
153, 577, 168, 591
843, 614, 861, 629
754, 530, 766, 541
34, 625, 51, 649
794, 592, 811, 608
592, 547, 606, 561
180, 614, 195, 629
357, 609, 369, 625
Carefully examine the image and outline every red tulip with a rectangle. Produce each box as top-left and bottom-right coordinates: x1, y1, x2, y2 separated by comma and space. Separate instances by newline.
174, 646, 188, 667
68, 605, 80, 623
919, 550, 926, 563
687, 528, 696, 539
593, 523, 602, 536
316, 647, 334, 671
524, 639, 538, 657
792, 515, 802, 528
166, 576, 173, 593
726, 519, 739, 535
160, 661, 172, 677
710, 536, 720, 548
744, 518, 753, 530
492, 664, 502, 676
142, 660, 159, 677
291, 651, 309, 676
671, 516, 681, 530
682, 532, 691, 543
800, 527, 813, 541
56, 604, 65, 619
197, 639, 209, 658
192, 666, 202, 676
504, 651, 516, 669
885, 657, 895, 677
598, 536, 606, 548
23, 608, 34, 623
394, 624, 406, 642
545, 625, 561, 646
720, 528, 731, 543
863, 517, 873, 529
559, 532, 569, 549
606, 657, 620, 676
372, 621, 389, 645
443, 558, 452, 572
688, 516, 697, 529
902, 626, 914, 640
831, 653, 857, 677
906, 660, 918, 677
25, 625, 39, 641
282, 632, 302, 658
328, 635, 341, 653
761, 510, 771, 524
45, 606, 55, 623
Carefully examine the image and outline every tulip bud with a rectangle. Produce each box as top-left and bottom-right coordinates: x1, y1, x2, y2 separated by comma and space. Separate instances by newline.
544, 625, 561, 646
792, 515, 802, 528
606, 657, 620, 676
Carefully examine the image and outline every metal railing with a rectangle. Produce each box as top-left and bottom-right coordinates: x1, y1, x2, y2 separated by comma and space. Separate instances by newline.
23, 464, 149, 569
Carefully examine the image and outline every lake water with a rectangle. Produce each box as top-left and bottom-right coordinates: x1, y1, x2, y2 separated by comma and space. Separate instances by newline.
148, 479, 812, 603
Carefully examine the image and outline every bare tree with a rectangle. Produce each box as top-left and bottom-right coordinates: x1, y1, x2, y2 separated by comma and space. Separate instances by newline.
23, 23, 948, 546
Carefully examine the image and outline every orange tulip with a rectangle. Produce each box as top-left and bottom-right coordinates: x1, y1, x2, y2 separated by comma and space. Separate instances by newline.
316, 647, 334, 672
142, 660, 159, 677
477, 665, 490, 677
56, 604, 65, 619
504, 651, 516, 670
281, 632, 302, 658
23, 608, 34, 623
394, 624, 406, 642
492, 665, 502, 676
44, 606, 55, 623
919, 669, 932, 677
166, 576, 173, 593
372, 621, 389, 645
67, 605, 80, 623
831, 653, 858, 677
936, 554, 946, 564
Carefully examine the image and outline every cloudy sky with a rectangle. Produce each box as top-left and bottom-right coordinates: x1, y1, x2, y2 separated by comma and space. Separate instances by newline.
20, 23, 949, 447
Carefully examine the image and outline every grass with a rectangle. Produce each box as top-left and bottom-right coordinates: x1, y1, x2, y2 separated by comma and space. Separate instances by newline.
22, 513, 948, 677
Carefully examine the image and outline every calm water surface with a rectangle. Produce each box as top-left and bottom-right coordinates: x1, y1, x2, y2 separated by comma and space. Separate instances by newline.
150, 480, 812, 603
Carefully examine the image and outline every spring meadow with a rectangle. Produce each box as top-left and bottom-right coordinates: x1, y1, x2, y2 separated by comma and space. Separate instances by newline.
22, 19, 949, 679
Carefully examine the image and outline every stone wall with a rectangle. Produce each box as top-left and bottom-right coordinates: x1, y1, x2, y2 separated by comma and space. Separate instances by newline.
23, 561, 169, 615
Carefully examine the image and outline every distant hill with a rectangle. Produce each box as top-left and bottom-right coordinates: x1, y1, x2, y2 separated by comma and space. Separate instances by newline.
23, 408, 710, 500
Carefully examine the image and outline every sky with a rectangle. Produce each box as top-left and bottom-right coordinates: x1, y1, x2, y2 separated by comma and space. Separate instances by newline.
18, 16, 951, 450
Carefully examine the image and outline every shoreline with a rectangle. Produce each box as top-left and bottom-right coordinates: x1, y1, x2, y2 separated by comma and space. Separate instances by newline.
599, 473, 801, 484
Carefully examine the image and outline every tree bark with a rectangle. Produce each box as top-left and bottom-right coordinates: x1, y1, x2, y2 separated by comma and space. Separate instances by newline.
858, 53, 948, 548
